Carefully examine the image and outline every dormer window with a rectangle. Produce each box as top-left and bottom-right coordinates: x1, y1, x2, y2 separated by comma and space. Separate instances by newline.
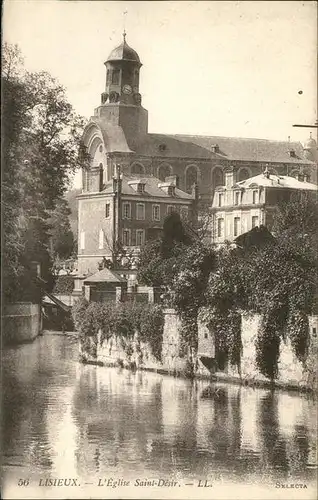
128, 179, 146, 193
158, 182, 176, 195
159, 143, 167, 152
211, 144, 220, 153
289, 149, 296, 158
137, 183, 145, 194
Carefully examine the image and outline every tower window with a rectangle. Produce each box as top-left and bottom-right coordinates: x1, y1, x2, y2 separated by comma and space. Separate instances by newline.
112, 69, 120, 85
106, 70, 111, 85
105, 203, 110, 219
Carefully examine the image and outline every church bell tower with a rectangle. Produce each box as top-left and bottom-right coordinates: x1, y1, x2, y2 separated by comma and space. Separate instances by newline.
94, 32, 148, 150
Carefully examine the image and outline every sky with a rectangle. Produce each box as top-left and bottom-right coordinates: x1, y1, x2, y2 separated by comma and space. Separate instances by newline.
3, 0, 317, 186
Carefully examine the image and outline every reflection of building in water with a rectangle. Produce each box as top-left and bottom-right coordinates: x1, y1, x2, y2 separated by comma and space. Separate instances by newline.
71, 366, 164, 479
240, 388, 260, 452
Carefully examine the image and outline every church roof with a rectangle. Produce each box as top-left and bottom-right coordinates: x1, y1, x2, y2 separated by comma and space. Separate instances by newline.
134, 133, 313, 164
87, 117, 133, 154
236, 173, 317, 190
106, 37, 141, 64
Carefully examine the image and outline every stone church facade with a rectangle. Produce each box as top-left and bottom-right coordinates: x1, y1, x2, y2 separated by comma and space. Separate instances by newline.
78, 34, 317, 274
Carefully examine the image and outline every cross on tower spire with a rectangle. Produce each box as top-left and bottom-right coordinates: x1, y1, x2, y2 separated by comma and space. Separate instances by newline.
123, 10, 128, 42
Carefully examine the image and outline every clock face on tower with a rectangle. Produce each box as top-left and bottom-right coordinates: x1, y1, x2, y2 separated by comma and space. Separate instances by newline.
122, 84, 132, 95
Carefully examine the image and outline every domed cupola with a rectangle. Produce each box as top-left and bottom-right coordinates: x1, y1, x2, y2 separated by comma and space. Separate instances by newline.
303, 132, 317, 150
101, 32, 143, 107
303, 132, 318, 163
106, 33, 141, 66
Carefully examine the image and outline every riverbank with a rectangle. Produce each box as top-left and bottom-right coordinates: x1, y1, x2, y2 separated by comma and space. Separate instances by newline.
79, 355, 316, 395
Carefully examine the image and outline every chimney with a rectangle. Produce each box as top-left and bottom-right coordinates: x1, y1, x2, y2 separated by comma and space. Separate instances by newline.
224, 166, 237, 189
263, 166, 270, 179
297, 171, 304, 182
165, 174, 179, 187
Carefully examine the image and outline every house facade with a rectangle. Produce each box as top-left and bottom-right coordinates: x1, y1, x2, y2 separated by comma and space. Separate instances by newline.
77, 170, 195, 275
211, 167, 317, 243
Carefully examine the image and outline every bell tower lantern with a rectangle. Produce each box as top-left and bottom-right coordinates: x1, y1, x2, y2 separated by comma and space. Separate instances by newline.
101, 32, 143, 106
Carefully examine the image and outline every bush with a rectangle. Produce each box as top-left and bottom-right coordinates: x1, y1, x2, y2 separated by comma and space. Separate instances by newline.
53, 275, 74, 294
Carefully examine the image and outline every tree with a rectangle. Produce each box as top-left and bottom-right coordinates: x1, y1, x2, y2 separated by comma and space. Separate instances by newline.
2, 43, 85, 303
49, 198, 75, 261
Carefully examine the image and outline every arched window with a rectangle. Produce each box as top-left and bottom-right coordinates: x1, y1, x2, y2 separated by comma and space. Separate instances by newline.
185, 165, 199, 193
131, 162, 145, 175
158, 164, 172, 182
212, 167, 224, 189
238, 168, 250, 181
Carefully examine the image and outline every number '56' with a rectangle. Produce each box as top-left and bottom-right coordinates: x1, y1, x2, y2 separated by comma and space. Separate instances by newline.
18, 479, 29, 486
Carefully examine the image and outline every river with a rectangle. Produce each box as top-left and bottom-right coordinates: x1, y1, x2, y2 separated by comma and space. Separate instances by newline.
2, 333, 317, 499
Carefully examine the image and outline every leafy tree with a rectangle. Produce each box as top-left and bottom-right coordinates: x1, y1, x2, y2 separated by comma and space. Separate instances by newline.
49, 198, 75, 260
2, 43, 85, 303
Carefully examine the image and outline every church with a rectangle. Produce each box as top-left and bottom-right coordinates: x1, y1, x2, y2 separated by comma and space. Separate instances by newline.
77, 33, 317, 275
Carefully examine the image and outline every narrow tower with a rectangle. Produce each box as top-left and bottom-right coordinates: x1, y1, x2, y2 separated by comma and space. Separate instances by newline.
95, 32, 148, 150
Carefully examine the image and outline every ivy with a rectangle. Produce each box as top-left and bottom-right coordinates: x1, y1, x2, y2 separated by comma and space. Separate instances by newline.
72, 298, 164, 363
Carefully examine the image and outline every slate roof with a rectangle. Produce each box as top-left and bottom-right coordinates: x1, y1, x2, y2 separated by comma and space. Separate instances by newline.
83, 268, 127, 284
103, 175, 194, 199
135, 133, 313, 164
236, 173, 317, 190
106, 39, 141, 64
89, 117, 133, 154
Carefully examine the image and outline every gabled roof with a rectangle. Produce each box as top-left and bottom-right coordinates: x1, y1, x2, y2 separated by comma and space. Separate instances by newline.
236, 173, 317, 190
134, 133, 313, 164
102, 174, 194, 200
83, 268, 127, 284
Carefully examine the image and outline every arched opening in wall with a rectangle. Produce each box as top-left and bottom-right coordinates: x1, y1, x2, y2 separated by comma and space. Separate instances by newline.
131, 162, 145, 175
212, 167, 224, 189
158, 164, 172, 182
185, 165, 199, 193
238, 168, 250, 181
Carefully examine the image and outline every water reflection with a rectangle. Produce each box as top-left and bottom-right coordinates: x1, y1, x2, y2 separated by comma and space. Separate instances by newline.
2, 335, 317, 496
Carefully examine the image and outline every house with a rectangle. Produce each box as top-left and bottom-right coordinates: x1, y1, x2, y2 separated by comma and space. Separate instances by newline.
211, 167, 317, 243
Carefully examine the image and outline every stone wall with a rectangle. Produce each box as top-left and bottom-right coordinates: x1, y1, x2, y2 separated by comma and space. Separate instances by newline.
3, 303, 41, 345
79, 307, 317, 391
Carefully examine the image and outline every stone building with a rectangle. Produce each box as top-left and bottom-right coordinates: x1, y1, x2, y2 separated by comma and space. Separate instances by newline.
77, 170, 195, 275
78, 33, 317, 270
210, 167, 317, 243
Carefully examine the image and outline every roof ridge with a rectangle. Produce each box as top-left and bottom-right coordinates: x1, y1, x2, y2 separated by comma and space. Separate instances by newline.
150, 132, 302, 145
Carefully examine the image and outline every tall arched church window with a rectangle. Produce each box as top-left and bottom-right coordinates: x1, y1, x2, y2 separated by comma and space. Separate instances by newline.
131, 162, 145, 175
185, 166, 199, 193
238, 168, 250, 181
212, 167, 224, 189
158, 164, 172, 182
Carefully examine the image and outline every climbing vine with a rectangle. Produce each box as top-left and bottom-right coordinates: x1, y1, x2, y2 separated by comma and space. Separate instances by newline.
72, 298, 164, 363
